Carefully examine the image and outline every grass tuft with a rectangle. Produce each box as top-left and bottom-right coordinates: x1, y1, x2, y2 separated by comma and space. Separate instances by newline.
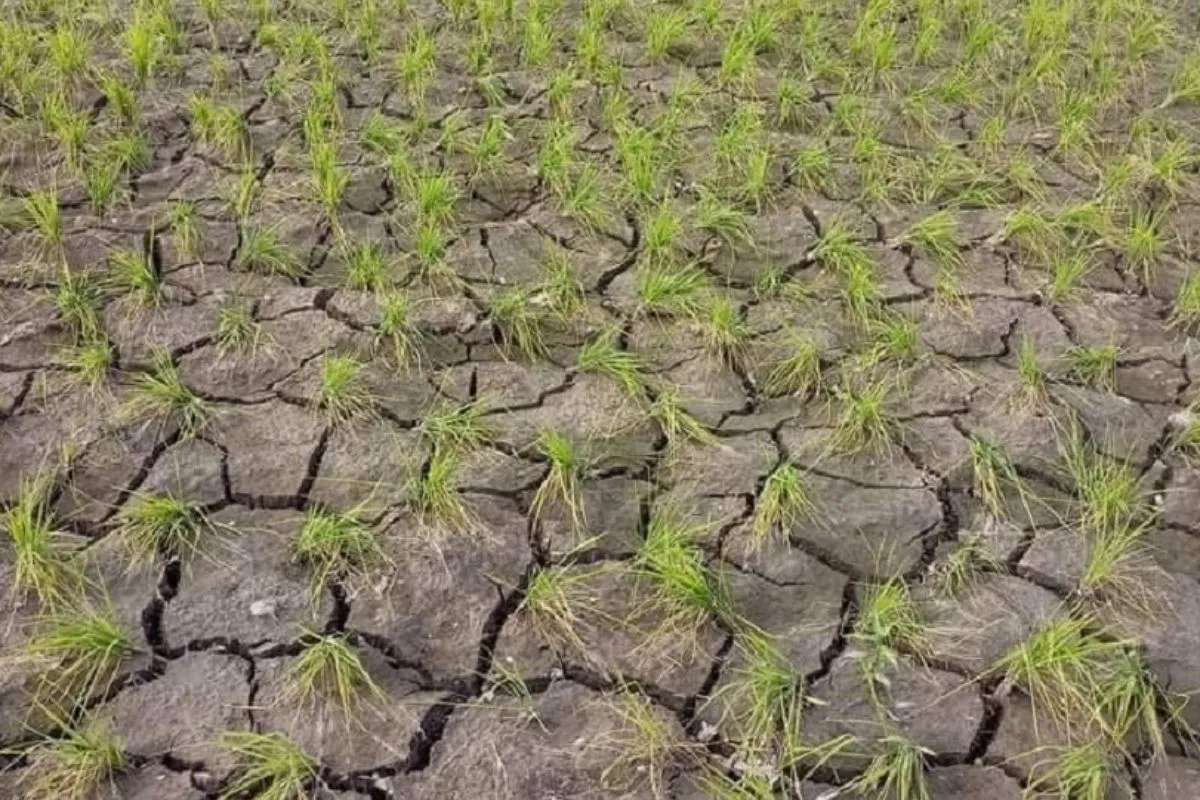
577, 330, 648, 398
24, 602, 140, 709
749, 461, 816, 550
293, 505, 386, 602
2, 471, 79, 607
852, 578, 929, 704
286, 630, 383, 712
313, 353, 374, 424
114, 493, 214, 566
848, 733, 932, 800
123, 351, 210, 437
530, 429, 589, 533
20, 716, 126, 800
217, 731, 317, 800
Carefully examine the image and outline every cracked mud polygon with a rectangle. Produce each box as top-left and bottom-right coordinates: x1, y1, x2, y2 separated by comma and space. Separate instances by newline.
3, 0, 1200, 798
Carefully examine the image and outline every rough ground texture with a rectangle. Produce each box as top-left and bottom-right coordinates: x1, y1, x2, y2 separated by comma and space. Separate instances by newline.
2, 0, 1200, 797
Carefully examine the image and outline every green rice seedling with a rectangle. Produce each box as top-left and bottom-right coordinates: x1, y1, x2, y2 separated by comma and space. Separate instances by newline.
41, 92, 90, 171
696, 188, 754, 249
2, 471, 79, 607
538, 115, 575, 199
54, 269, 103, 344
217, 731, 317, 800
852, 578, 929, 703
408, 447, 471, 532
1166, 51, 1200, 106
1058, 201, 1114, 247
577, 331, 647, 398
1027, 742, 1115, 800
615, 123, 666, 206
967, 435, 1024, 518
490, 289, 550, 361
214, 301, 263, 357
933, 266, 971, 312
1171, 271, 1200, 328
1001, 205, 1059, 264
536, 247, 585, 320
1062, 436, 1145, 535
1123, 208, 1167, 279
740, 145, 774, 210
562, 161, 611, 231
530, 429, 589, 533
716, 632, 805, 756
792, 141, 833, 193
1067, 343, 1119, 392
900, 210, 962, 266
238, 225, 299, 277
641, 201, 683, 269
1079, 522, 1156, 615
376, 290, 421, 370
341, 241, 392, 292
397, 23, 437, 103
471, 114, 510, 180
645, 6, 688, 60
62, 340, 114, 394
309, 141, 348, 223
313, 353, 374, 424
410, 222, 455, 288
361, 112, 408, 158
764, 334, 822, 398
19, 717, 126, 800
225, 165, 260, 222
934, 535, 1003, 595
46, 24, 91, 84
699, 295, 750, 368
286, 630, 383, 711
699, 768, 777, 800
749, 461, 815, 549
1143, 136, 1195, 199
811, 216, 871, 276
1046, 249, 1093, 302
831, 380, 896, 453
83, 161, 123, 216
418, 401, 492, 453
22, 188, 63, 252
775, 75, 815, 130
600, 691, 699, 799
633, 507, 730, 637
294, 505, 386, 602
718, 27, 758, 89
24, 603, 139, 708
410, 170, 460, 229
123, 351, 210, 437
635, 264, 709, 318
993, 615, 1126, 732
848, 734, 932, 800
167, 200, 202, 260
648, 384, 713, 447
114, 493, 214, 566
124, 12, 162, 85
1094, 649, 1169, 755
519, 564, 599, 651
106, 246, 160, 306
1014, 335, 1048, 411
864, 313, 920, 367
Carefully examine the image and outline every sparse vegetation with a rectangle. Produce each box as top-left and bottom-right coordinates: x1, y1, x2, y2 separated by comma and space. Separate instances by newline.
2, 0, 1199, 788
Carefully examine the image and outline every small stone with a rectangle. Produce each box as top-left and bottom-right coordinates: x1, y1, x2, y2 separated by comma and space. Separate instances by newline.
249, 599, 276, 617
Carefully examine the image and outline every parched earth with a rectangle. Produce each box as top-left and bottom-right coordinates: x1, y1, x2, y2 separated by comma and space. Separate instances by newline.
3, 0, 1200, 798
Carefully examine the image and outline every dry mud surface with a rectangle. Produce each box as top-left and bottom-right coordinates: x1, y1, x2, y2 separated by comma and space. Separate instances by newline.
3, 0, 1200, 798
